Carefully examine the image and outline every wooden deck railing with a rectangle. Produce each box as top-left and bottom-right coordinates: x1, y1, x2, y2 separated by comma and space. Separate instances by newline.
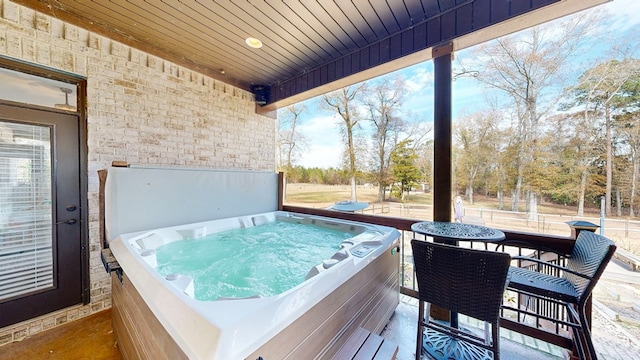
282, 205, 582, 356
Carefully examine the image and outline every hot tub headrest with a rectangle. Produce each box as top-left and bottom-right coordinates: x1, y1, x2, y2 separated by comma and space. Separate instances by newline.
104, 166, 278, 243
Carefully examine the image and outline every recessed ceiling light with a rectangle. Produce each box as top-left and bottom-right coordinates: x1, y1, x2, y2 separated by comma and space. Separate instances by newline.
245, 37, 263, 49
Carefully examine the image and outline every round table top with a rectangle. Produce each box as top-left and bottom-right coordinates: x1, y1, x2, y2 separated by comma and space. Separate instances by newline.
411, 221, 505, 242
329, 200, 369, 212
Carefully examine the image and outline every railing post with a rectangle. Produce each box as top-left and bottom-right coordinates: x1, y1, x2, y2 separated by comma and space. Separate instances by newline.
626, 220, 629, 237
565, 220, 600, 240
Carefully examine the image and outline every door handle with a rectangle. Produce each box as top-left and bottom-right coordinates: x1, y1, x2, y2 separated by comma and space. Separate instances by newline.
56, 218, 77, 225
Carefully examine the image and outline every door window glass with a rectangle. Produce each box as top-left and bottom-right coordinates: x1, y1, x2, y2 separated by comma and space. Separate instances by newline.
0, 121, 53, 301
0, 67, 77, 111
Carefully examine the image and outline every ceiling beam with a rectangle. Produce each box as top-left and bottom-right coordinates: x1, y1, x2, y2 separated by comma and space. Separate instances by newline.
261, 0, 609, 111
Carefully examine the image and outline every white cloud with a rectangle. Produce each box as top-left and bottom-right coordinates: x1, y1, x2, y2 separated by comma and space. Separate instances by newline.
296, 114, 343, 168
600, 0, 640, 31
405, 66, 434, 93
299, 143, 342, 168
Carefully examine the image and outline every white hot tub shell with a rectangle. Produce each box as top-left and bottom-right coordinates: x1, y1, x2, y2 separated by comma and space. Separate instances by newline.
109, 211, 400, 359
102, 166, 400, 360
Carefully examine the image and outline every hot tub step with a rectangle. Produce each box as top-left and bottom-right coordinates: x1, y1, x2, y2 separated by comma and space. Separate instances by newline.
333, 326, 398, 360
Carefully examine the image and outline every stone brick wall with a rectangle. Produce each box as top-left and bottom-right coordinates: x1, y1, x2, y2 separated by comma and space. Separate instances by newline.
0, 0, 275, 345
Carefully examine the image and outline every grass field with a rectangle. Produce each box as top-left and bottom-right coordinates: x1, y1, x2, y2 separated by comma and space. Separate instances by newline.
284, 183, 640, 252
284, 183, 601, 216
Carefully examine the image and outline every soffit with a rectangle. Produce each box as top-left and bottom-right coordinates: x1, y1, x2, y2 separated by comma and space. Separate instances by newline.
13, 0, 609, 109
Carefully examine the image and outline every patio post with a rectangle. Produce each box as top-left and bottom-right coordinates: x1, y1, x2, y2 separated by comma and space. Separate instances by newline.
429, 43, 454, 324
432, 43, 453, 222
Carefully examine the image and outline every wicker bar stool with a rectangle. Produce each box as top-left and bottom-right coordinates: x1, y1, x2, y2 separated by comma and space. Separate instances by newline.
411, 240, 511, 360
503, 231, 616, 360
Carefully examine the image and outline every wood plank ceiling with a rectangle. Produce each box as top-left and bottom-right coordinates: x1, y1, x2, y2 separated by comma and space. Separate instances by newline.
14, 0, 609, 110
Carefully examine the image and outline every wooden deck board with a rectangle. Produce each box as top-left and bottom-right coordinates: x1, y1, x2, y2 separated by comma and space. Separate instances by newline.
333, 327, 398, 360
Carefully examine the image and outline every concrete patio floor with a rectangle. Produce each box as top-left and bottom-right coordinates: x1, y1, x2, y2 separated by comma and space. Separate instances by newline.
382, 294, 566, 360
1, 259, 638, 360
383, 290, 640, 360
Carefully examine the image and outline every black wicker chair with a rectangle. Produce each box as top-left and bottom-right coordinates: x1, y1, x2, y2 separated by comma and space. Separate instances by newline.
504, 231, 616, 360
411, 240, 511, 360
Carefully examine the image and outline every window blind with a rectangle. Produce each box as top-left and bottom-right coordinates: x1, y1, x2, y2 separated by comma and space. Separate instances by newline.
0, 121, 53, 302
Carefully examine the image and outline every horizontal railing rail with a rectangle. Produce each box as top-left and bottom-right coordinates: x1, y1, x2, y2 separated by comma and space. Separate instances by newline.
282, 205, 580, 354
324, 201, 639, 249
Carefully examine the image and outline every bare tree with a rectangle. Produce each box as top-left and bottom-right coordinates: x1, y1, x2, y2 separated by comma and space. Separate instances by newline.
362, 76, 407, 201
570, 112, 600, 217
618, 115, 640, 217
322, 85, 366, 201
474, 11, 600, 219
454, 110, 501, 204
613, 59, 640, 216
277, 105, 307, 202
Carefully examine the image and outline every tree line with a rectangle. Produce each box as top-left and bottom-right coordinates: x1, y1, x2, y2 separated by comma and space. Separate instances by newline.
277, 7, 640, 218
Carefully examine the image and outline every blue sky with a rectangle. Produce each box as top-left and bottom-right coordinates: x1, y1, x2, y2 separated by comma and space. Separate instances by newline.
292, 0, 640, 169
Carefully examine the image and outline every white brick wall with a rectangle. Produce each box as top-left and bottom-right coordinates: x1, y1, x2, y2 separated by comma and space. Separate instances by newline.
0, 0, 275, 344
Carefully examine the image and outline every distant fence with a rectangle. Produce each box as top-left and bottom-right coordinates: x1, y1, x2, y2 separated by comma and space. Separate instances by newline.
357, 202, 640, 253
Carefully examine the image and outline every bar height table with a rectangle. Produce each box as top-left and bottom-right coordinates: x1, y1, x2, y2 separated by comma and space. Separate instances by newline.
411, 221, 505, 247
411, 221, 506, 360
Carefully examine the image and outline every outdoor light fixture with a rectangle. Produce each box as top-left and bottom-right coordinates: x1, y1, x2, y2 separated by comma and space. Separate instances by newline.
245, 37, 263, 49
252, 85, 269, 105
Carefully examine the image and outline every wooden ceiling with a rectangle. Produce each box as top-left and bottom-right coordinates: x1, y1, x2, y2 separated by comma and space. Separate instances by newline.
14, 0, 609, 110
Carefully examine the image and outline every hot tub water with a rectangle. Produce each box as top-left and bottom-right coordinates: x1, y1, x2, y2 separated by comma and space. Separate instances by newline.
154, 221, 352, 300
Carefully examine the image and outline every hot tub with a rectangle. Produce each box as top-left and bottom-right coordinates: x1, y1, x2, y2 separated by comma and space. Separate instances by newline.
108, 210, 400, 360
102, 166, 400, 359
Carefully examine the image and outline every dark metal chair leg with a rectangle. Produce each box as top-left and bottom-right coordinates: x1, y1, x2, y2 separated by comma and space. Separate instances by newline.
416, 300, 424, 360
579, 307, 598, 360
